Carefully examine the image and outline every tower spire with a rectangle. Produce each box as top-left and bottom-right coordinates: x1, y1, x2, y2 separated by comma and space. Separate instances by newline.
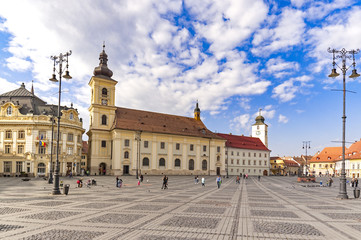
93, 42, 113, 78
194, 100, 201, 121
31, 80, 34, 95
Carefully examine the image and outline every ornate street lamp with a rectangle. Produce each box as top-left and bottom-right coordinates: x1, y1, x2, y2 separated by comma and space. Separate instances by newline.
328, 48, 360, 199
49, 50, 72, 195
302, 141, 311, 176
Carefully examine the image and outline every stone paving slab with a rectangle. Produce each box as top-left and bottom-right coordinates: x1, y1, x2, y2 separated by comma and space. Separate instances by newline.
1, 175, 361, 239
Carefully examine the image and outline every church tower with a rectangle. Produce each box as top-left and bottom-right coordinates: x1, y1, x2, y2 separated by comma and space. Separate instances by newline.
194, 101, 201, 121
251, 109, 268, 147
87, 44, 117, 174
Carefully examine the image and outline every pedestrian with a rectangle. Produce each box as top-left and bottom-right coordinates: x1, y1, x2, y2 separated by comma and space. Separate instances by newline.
352, 177, 355, 187
99, 168, 101, 175
116, 176, 119, 187
355, 178, 359, 188
162, 175, 167, 189
201, 177, 205, 187
140, 174, 144, 182
194, 176, 197, 184
258, 176, 261, 181
103, 169, 106, 175
216, 175, 222, 189
86, 170, 90, 176
138, 177, 141, 186
328, 178, 333, 187
118, 178, 123, 188
236, 176, 240, 184
246, 174, 248, 179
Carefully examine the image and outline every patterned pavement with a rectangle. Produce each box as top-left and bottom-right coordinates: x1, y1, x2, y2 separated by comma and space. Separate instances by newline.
1, 175, 361, 239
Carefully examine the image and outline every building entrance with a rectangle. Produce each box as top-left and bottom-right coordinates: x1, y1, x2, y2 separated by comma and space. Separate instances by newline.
123, 165, 129, 175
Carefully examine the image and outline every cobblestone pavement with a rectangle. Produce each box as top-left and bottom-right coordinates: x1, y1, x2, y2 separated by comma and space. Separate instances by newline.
1, 175, 361, 239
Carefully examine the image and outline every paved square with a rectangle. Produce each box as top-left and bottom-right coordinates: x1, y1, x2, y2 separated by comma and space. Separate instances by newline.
1, 175, 361, 239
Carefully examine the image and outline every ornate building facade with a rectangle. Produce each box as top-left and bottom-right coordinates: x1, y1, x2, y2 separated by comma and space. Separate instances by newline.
0, 83, 85, 177
87, 47, 226, 176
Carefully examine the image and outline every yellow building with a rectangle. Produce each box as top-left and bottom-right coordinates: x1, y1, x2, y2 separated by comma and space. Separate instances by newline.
87, 46, 226, 176
0, 83, 85, 177
309, 147, 341, 176
270, 156, 285, 175
345, 140, 361, 178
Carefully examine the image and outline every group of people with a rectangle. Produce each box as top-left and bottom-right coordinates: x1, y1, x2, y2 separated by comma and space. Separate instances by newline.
76, 178, 96, 188
351, 177, 359, 188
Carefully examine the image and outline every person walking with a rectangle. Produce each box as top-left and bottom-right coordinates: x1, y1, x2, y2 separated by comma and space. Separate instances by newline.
116, 176, 119, 187
216, 176, 222, 189
201, 177, 205, 187
236, 176, 240, 184
140, 174, 144, 183
352, 177, 355, 187
162, 175, 168, 189
355, 178, 359, 188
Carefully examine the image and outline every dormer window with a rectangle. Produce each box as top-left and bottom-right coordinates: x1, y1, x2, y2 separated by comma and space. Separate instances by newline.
6, 106, 12, 116
69, 113, 74, 120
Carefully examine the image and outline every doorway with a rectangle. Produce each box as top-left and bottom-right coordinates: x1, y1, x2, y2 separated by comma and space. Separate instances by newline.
123, 165, 129, 175
99, 163, 106, 175
263, 170, 268, 176
216, 167, 220, 176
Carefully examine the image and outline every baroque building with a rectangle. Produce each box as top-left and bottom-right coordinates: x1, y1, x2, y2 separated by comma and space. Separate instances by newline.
0, 83, 85, 177
87, 46, 226, 176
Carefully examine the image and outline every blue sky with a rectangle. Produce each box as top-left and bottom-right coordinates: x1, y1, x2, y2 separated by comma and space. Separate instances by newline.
1, 0, 361, 157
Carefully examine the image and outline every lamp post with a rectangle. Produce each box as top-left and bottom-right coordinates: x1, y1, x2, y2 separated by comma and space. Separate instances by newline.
49, 51, 72, 195
226, 147, 229, 178
302, 141, 310, 176
48, 116, 55, 184
135, 131, 141, 179
328, 48, 360, 199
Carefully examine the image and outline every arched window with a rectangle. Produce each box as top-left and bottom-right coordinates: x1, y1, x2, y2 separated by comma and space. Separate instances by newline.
202, 160, 207, 170
159, 158, 165, 167
143, 157, 149, 166
217, 156, 220, 161
124, 151, 129, 159
102, 88, 108, 96
6, 106, 12, 116
101, 115, 107, 125
175, 158, 181, 167
189, 159, 194, 170
37, 163, 46, 173
69, 113, 74, 120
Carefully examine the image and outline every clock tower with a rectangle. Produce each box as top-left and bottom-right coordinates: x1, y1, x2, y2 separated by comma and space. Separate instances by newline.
252, 109, 268, 147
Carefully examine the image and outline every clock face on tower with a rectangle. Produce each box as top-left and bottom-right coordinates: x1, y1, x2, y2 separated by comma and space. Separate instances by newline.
101, 99, 108, 105
256, 131, 261, 135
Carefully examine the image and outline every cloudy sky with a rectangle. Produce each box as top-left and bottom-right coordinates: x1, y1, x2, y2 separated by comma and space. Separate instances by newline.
1, 0, 361, 157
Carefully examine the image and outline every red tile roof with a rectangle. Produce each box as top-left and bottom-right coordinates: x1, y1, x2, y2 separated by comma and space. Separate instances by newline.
216, 133, 270, 151
283, 159, 300, 167
346, 140, 361, 160
112, 107, 224, 140
309, 147, 342, 163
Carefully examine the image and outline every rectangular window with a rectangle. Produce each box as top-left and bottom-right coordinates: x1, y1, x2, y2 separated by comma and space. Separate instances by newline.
243, 160, 245, 165
18, 130, 25, 139
264, 160, 267, 166
67, 147, 73, 155
237, 152, 239, 156
67, 133, 73, 142
78, 135, 82, 143
39, 146, 46, 154
18, 144, 24, 154
4, 161, 12, 172
248, 152, 251, 157
16, 161, 23, 172
254, 160, 256, 165
259, 160, 261, 165
190, 144, 194, 151
101, 140, 106, 148
264, 153, 267, 158
231, 159, 234, 164
5, 130, 12, 139
243, 152, 245, 157
144, 141, 149, 148
39, 131, 46, 140
237, 160, 239, 165
248, 160, 251, 165
124, 139, 130, 147
203, 145, 207, 152
259, 153, 261, 157
217, 146, 220, 152
231, 151, 233, 156
160, 142, 165, 149
176, 143, 180, 150
5, 144, 11, 154
254, 153, 256, 157
231, 168, 233, 172
225, 159, 228, 164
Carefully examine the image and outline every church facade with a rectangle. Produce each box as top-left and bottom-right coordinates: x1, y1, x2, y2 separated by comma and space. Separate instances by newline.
87, 47, 226, 176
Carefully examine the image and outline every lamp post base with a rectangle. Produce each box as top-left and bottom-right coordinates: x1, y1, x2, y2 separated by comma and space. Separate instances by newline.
52, 189, 62, 195
336, 194, 348, 199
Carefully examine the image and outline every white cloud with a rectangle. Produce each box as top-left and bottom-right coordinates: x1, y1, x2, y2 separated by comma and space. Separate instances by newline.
0, 77, 19, 94
272, 75, 312, 102
264, 57, 300, 78
252, 8, 305, 56
6, 56, 32, 71
230, 113, 250, 133
278, 114, 289, 123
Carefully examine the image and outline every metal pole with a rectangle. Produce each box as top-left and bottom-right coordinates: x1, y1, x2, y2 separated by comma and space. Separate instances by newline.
52, 54, 63, 195
226, 147, 229, 178
337, 60, 348, 199
48, 117, 54, 184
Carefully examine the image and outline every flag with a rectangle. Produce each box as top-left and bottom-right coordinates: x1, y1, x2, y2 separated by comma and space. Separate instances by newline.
39, 140, 46, 147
